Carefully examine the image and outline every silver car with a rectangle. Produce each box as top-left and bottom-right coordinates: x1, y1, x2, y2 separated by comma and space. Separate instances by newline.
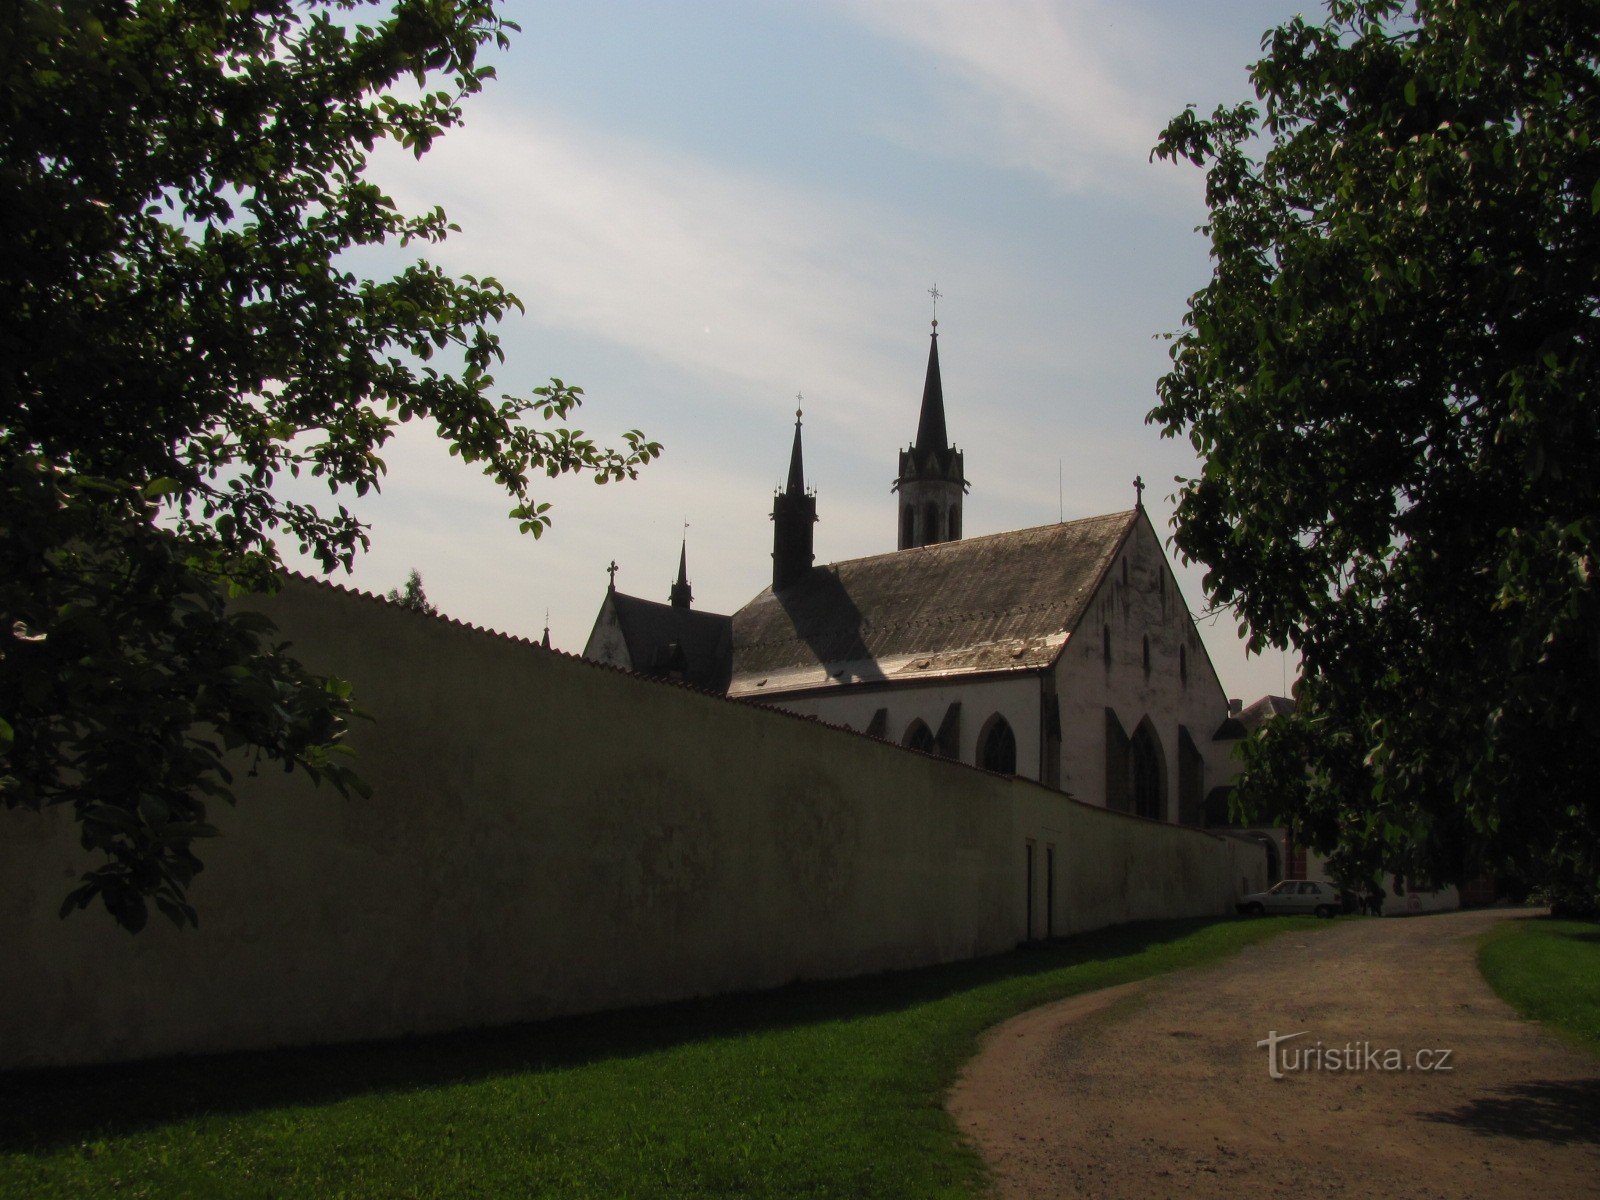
1236, 879, 1342, 918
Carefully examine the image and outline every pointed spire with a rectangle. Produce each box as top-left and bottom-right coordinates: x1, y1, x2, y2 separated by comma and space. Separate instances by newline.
669, 534, 693, 609
914, 326, 948, 454
772, 394, 818, 591
785, 397, 806, 494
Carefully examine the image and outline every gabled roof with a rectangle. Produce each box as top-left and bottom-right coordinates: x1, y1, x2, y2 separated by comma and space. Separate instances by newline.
608, 591, 733, 692
728, 510, 1138, 697
1213, 693, 1297, 741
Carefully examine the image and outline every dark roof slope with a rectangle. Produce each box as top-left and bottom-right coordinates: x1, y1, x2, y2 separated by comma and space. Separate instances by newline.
729, 510, 1137, 697
610, 592, 733, 692
1213, 693, 1297, 740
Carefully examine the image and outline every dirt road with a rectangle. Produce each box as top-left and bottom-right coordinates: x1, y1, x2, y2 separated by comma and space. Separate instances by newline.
948, 909, 1600, 1199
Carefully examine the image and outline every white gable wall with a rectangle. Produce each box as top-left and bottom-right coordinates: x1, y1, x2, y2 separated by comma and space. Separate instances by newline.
1054, 511, 1236, 816
582, 593, 633, 670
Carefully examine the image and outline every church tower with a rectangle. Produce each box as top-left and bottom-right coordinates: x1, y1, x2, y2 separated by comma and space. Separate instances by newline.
894, 321, 967, 549
771, 407, 817, 591
668, 538, 693, 609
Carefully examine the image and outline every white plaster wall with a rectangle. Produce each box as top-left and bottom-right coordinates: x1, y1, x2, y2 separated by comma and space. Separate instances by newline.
0, 576, 1265, 1070
766, 674, 1043, 781
1054, 512, 1236, 817
1301, 847, 1461, 914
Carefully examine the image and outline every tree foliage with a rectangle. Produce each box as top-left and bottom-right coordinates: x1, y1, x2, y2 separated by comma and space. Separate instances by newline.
386, 569, 438, 616
1153, 0, 1599, 902
1, 0, 659, 931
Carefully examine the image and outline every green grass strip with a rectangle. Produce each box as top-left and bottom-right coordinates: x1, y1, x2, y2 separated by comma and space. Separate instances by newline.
1, 915, 1320, 1199
1479, 915, 1600, 1057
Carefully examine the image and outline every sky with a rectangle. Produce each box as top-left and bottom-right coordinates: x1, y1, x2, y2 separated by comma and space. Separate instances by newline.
302, 0, 1310, 703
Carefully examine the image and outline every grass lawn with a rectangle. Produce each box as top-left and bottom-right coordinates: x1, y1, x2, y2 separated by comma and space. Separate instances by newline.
0, 915, 1319, 1199
1479, 914, 1600, 1056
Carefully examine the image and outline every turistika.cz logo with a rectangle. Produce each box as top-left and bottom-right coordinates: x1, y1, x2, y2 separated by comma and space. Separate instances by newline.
1256, 1030, 1454, 1079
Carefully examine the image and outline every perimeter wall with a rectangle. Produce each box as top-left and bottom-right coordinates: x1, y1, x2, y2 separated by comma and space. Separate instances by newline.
0, 577, 1266, 1070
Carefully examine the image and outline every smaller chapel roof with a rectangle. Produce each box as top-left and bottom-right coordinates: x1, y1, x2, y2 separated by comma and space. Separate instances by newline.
729, 509, 1138, 697
1213, 693, 1297, 740
607, 591, 733, 693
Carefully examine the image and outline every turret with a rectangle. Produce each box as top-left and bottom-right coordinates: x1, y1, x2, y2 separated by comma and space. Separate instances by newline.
894, 322, 967, 548
771, 407, 817, 590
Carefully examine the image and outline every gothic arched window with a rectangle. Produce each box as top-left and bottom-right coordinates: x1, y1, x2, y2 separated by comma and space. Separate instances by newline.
978, 715, 1017, 775
903, 719, 936, 754
902, 504, 915, 547
1130, 720, 1165, 821
948, 503, 961, 540
923, 501, 941, 543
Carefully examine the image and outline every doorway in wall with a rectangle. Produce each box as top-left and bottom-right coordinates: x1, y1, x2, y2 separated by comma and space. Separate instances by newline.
1045, 844, 1056, 938
1025, 839, 1036, 941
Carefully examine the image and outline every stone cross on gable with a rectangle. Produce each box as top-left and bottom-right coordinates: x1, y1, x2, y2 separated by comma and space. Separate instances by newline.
1133, 476, 1145, 507
606, 560, 619, 589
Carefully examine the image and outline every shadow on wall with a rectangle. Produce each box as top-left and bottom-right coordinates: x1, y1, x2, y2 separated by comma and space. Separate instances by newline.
1, 917, 1228, 1153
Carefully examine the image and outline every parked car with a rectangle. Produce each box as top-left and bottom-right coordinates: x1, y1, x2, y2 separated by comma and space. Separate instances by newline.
1236, 879, 1343, 918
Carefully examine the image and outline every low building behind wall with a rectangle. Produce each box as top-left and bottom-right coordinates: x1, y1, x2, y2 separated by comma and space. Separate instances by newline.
0, 577, 1266, 1071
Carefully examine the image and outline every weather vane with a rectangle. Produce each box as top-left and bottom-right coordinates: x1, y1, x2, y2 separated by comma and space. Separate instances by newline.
928, 283, 942, 329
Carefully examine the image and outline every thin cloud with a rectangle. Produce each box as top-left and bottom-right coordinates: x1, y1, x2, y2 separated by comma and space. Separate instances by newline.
835, 0, 1196, 199
370, 104, 1005, 441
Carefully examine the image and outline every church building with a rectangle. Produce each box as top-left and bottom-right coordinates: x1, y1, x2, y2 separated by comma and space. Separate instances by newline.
585, 320, 1241, 825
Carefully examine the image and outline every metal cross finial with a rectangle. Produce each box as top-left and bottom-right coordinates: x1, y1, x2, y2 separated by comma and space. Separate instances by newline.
795, 391, 803, 423
928, 283, 942, 328
1133, 475, 1145, 507
606, 560, 619, 589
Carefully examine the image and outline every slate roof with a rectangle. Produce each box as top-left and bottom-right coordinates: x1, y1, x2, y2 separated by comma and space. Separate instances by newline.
608, 592, 733, 693
728, 510, 1138, 698
1213, 693, 1297, 741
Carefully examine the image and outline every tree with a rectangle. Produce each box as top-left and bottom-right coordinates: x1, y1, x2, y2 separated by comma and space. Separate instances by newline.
1, 1, 659, 931
386, 569, 439, 616
1152, 0, 1599, 905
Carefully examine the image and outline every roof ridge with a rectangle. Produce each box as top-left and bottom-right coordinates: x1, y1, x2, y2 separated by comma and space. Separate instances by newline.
814, 509, 1137, 575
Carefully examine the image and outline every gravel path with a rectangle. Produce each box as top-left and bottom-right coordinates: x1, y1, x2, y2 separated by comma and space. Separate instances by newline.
948, 909, 1600, 1199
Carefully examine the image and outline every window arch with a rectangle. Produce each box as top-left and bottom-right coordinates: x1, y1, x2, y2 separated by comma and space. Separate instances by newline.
903, 719, 935, 754
1130, 719, 1166, 821
978, 714, 1017, 775
902, 504, 915, 548
923, 501, 941, 543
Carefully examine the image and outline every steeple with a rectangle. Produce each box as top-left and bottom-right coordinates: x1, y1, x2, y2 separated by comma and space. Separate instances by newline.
786, 411, 806, 494
669, 536, 693, 609
914, 328, 948, 454
894, 301, 968, 550
771, 400, 818, 591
